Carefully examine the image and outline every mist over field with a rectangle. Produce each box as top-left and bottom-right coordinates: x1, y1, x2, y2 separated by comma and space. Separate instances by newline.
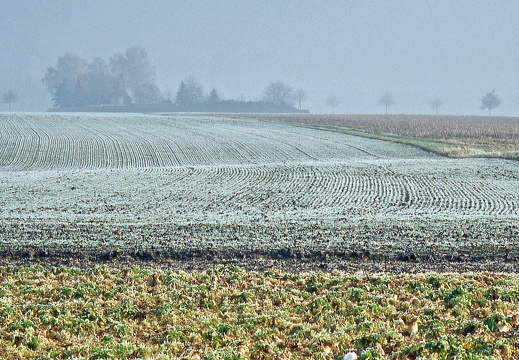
1, 0, 519, 115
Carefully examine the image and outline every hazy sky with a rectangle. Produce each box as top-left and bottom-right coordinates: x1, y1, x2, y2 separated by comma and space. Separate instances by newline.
1, 0, 519, 114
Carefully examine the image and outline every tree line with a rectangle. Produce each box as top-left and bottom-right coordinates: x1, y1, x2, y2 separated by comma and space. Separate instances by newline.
42, 46, 308, 113
173, 78, 308, 113
1, 45, 504, 115
43, 46, 161, 108
371, 90, 501, 115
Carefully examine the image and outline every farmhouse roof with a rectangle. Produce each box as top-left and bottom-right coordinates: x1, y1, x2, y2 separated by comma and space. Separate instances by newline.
77, 73, 132, 105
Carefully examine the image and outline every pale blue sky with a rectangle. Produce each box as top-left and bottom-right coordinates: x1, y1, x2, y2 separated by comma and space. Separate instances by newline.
1, 0, 518, 114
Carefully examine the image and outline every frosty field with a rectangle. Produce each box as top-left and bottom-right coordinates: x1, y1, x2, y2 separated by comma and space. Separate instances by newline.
0, 113, 518, 271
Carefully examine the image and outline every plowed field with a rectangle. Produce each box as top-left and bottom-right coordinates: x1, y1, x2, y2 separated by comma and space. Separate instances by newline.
1, 113, 518, 272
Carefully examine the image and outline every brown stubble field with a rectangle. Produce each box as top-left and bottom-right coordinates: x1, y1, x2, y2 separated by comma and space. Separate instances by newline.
234, 113, 519, 158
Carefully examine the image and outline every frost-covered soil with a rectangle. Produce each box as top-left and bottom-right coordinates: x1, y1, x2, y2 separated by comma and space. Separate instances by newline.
0, 113, 518, 272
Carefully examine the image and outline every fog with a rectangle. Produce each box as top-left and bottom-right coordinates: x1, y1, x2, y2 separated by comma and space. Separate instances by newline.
1, 0, 518, 115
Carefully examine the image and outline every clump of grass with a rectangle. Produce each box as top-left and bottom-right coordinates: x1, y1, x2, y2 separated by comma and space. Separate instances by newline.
0, 266, 518, 359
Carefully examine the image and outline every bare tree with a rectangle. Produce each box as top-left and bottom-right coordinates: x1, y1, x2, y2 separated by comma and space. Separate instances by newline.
263, 81, 293, 105
378, 92, 396, 114
2, 90, 19, 111
185, 76, 204, 103
431, 96, 442, 115
110, 46, 157, 103
325, 95, 338, 114
295, 88, 307, 110
480, 89, 501, 115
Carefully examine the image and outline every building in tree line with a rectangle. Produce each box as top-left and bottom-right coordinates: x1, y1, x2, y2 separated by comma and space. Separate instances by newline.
77, 73, 132, 106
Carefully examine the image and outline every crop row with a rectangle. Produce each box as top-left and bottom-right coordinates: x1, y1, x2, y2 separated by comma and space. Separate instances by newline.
0, 113, 429, 171
2, 159, 518, 221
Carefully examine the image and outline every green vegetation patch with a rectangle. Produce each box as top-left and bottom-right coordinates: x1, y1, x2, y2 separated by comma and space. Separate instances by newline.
1, 266, 519, 359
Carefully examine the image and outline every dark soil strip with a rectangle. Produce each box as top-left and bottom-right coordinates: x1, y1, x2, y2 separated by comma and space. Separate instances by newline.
0, 247, 517, 273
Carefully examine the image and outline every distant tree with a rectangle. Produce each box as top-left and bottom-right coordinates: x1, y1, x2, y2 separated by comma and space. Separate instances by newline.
175, 76, 205, 107
162, 89, 175, 103
133, 83, 163, 104
480, 89, 501, 115
175, 81, 189, 106
378, 92, 396, 114
81, 58, 122, 105
185, 76, 205, 103
263, 81, 293, 105
431, 96, 442, 115
42, 52, 87, 107
110, 46, 157, 103
77, 72, 130, 106
109, 53, 126, 76
295, 88, 307, 110
88, 57, 109, 75
325, 95, 338, 114
2, 90, 19, 111
208, 88, 220, 103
